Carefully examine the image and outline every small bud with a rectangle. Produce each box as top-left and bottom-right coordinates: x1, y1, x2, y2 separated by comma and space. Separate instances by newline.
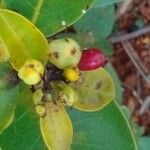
33, 89, 43, 105
35, 105, 46, 117
18, 59, 44, 85
63, 66, 79, 82
44, 93, 52, 101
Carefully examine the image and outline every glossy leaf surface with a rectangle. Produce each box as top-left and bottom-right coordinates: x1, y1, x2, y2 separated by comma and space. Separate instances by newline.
3, 0, 94, 36
0, 62, 19, 134
0, 100, 137, 150
105, 63, 123, 104
40, 102, 73, 150
70, 68, 115, 111
0, 9, 48, 70
68, 101, 138, 150
74, 5, 115, 38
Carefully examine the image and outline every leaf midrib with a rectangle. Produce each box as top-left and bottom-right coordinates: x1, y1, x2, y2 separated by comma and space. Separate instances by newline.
31, 0, 43, 24
0, 12, 31, 69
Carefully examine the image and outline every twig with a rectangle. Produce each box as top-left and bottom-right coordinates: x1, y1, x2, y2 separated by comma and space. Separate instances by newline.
139, 96, 150, 115
109, 26, 150, 43
126, 42, 149, 74
122, 41, 150, 85
124, 41, 149, 73
122, 83, 143, 105
132, 90, 143, 105
136, 71, 142, 102
117, 0, 133, 18
122, 83, 134, 90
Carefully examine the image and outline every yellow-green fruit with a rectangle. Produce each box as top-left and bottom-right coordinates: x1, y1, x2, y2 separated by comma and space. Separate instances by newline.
63, 66, 79, 82
0, 42, 9, 62
18, 59, 44, 85
40, 102, 73, 150
59, 84, 76, 106
23, 59, 44, 75
48, 38, 81, 69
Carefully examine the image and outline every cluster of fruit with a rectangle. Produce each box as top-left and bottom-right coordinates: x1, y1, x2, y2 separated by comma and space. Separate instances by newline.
17, 38, 107, 109
18, 38, 106, 85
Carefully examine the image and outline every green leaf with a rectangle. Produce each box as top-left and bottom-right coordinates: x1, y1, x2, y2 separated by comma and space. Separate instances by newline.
0, 92, 137, 149
92, 0, 123, 8
68, 101, 138, 150
121, 106, 144, 138
0, 62, 11, 78
0, 9, 48, 70
40, 102, 73, 150
105, 63, 123, 104
121, 106, 131, 119
70, 68, 115, 111
139, 137, 150, 150
0, 104, 47, 150
0, 81, 46, 149
0, 62, 19, 134
94, 38, 113, 56
0, 86, 19, 134
3, 0, 94, 36
74, 5, 116, 38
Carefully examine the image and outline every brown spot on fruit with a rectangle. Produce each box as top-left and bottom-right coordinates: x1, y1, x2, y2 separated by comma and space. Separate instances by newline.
65, 39, 69, 43
29, 64, 34, 68
53, 52, 59, 59
86, 4, 89, 10
48, 53, 52, 58
71, 48, 76, 55
95, 81, 101, 89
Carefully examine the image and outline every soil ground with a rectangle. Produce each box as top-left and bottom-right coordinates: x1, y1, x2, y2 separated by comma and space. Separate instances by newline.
111, 0, 150, 135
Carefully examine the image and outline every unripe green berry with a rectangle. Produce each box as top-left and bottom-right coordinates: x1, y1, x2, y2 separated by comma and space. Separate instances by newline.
58, 84, 76, 106
18, 59, 44, 85
48, 38, 81, 69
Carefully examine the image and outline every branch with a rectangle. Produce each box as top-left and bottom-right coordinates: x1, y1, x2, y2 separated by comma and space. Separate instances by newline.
117, 0, 133, 18
139, 96, 150, 115
122, 41, 150, 85
109, 26, 150, 43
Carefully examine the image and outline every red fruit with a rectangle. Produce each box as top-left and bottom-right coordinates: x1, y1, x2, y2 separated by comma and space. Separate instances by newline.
78, 48, 107, 71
